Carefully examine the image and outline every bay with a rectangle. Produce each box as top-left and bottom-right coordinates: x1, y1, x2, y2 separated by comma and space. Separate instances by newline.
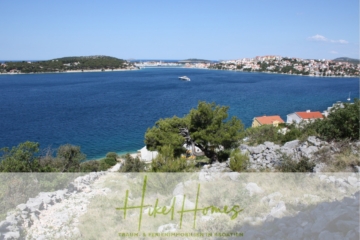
0, 68, 358, 160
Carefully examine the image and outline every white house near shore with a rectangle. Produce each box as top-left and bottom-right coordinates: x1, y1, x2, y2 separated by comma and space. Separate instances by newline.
138, 146, 158, 162
286, 110, 324, 124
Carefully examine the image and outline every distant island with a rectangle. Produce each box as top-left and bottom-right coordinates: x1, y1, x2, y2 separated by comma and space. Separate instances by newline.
332, 57, 359, 64
209, 56, 360, 77
0, 55, 137, 74
178, 58, 213, 63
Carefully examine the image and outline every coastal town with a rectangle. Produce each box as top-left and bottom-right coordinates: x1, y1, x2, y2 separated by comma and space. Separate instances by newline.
128, 56, 360, 77
131, 56, 360, 77
209, 56, 360, 77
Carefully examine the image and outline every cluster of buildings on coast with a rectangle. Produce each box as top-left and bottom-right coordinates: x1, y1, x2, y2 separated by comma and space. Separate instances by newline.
252, 110, 324, 128
134, 61, 183, 68
133, 61, 211, 69
210, 55, 360, 77
252, 101, 346, 128
136, 102, 347, 162
130, 55, 359, 77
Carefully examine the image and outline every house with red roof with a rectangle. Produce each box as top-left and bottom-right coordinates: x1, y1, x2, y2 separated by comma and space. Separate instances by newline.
252, 115, 285, 127
286, 110, 324, 124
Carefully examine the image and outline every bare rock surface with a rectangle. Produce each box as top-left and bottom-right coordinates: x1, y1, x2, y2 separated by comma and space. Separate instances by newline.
24, 172, 109, 240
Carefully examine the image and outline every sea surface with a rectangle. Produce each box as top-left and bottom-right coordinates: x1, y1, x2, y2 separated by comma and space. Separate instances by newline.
0, 68, 358, 160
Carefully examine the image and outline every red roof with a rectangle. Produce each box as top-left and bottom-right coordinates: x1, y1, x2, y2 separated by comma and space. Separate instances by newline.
296, 111, 324, 119
255, 115, 284, 125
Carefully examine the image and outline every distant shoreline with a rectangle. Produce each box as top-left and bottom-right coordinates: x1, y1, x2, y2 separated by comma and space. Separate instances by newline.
0, 68, 139, 75
87, 151, 138, 162
1, 66, 357, 79
210, 68, 359, 78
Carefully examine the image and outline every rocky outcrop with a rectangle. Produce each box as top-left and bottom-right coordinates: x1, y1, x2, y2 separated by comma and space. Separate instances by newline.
0, 171, 107, 240
240, 137, 357, 171
200, 161, 232, 173
199, 136, 359, 173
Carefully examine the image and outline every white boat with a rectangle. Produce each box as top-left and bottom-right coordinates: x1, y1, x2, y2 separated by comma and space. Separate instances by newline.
347, 92, 351, 101
179, 76, 190, 81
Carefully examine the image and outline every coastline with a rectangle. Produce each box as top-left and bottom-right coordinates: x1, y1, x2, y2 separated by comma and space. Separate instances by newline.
1, 66, 357, 78
210, 68, 359, 78
0, 68, 139, 75
87, 150, 139, 162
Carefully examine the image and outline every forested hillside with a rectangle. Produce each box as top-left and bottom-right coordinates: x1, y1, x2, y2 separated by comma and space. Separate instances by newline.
0, 55, 134, 73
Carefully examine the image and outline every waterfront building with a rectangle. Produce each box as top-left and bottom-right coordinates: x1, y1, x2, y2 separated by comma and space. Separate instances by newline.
252, 115, 285, 127
286, 110, 324, 124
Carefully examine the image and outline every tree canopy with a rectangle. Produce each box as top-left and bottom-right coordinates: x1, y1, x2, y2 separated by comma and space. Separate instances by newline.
0, 141, 41, 172
309, 99, 359, 141
0, 142, 86, 172
145, 101, 244, 163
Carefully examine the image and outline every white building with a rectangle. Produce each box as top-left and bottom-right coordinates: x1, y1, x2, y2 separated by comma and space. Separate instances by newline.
138, 146, 158, 162
286, 110, 324, 124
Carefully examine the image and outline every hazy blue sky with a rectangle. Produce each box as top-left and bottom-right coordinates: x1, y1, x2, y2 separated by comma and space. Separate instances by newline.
1, 0, 358, 60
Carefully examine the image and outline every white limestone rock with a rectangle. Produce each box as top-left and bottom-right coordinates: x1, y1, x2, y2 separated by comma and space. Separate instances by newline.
347, 176, 359, 187
171, 195, 195, 209
269, 201, 286, 218
245, 182, 263, 196
283, 140, 300, 149
158, 223, 177, 233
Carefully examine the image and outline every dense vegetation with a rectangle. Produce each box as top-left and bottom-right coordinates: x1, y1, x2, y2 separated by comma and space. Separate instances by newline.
119, 153, 145, 172
145, 101, 244, 163
307, 99, 359, 141
149, 145, 196, 172
0, 55, 133, 73
0, 142, 118, 172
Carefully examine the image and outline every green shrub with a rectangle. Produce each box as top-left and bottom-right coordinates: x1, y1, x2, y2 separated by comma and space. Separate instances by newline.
281, 127, 302, 144
229, 149, 249, 172
0, 141, 42, 172
306, 99, 359, 141
80, 160, 101, 172
276, 154, 315, 172
56, 144, 86, 172
106, 152, 118, 161
151, 156, 194, 172
120, 154, 145, 172
104, 157, 117, 166
245, 125, 282, 145
97, 159, 112, 171
150, 145, 195, 172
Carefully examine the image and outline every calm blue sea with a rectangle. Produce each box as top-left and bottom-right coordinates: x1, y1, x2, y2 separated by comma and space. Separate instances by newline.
0, 68, 358, 160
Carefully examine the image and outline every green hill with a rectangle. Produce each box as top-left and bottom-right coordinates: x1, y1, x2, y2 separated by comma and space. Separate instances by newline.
332, 57, 359, 64
1, 55, 132, 73
178, 58, 213, 63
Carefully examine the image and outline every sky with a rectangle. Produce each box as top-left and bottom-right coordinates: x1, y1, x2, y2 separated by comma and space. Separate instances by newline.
1, 0, 359, 61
